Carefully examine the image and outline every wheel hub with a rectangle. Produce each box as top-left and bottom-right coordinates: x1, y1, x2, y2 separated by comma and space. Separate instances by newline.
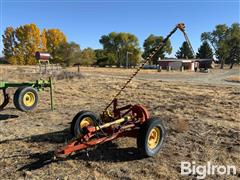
80, 117, 94, 129
148, 127, 160, 149
23, 92, 35, 107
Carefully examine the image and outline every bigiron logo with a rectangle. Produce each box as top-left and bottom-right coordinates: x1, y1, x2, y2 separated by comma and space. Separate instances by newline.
181, 161, 237, 179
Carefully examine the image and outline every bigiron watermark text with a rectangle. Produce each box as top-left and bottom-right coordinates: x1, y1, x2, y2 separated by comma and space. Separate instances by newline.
181, 161, 236, 179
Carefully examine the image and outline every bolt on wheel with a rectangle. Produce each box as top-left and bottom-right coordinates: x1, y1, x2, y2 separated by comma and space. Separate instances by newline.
13, 86, 39, 112
23, 92, 36, 107
148, 127, 161, 149
137, 118, 165, 157
71, 111, 100, 137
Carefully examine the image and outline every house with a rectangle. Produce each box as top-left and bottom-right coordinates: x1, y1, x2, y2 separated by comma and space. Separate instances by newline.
158, 59, 213, 71
158, 59, 195, 71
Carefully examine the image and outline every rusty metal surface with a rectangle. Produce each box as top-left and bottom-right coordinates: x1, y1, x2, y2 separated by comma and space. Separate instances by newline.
35, 52, 51, 60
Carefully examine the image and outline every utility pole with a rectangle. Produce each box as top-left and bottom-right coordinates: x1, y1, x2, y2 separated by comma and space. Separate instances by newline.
126, 51, 133, 68
116, 48, 120, 67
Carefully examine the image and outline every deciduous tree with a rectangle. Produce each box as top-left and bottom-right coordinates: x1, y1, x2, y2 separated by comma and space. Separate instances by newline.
2, 24, 68, 65
99, 32, 140, 67
143, 34, 172, 64
95, 49, 115, 67
45, 29, 67, 61
41, 28, 47, 51
201, 23, 240, 68
2, 27, 15, 61
225, 23, 240, 68
15, 23, 42, 64
80, 48, 96, 65
55, 42, 81, 66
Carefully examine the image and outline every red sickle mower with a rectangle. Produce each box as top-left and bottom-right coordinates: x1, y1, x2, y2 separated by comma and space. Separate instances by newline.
55, 99, 166, 158
55, 23, 193, 158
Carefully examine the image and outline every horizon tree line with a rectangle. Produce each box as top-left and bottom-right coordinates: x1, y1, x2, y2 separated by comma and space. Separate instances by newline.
2, 22, 239, 68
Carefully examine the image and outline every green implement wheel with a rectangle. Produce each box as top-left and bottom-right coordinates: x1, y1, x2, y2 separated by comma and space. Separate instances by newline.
137, 118, 166, 157
13, 86, 39, 112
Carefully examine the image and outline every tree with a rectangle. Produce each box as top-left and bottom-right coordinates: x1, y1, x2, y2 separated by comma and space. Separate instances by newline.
95, 49, 116, 67
175, 41, 194, 59
201, 23, 240, 68
15, 23, 42, 65
225, 23, 240, 68
196, 41, 213, 59
45, 29, 67, 62
214, 25, 231, 68
80, 48, 96, 65
2, 27, 15, 61
143, 34, 172, 64
201, 32, 217, 52
55, 42, 81, 66
40, 28, 47, 51
2, 24, 68, 65
99, 32, 140, 67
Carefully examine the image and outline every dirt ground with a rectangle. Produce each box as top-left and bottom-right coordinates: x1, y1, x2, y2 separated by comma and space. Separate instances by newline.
0, 65, 239, 180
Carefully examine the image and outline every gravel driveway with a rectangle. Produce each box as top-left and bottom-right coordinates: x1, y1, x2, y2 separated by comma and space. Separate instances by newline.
81, 67, 240, 86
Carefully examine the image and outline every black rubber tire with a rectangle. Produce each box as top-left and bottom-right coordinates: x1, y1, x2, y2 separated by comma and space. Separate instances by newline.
137, 117, 166, 157
13, 86, 39, 112
70, 111, 100, 137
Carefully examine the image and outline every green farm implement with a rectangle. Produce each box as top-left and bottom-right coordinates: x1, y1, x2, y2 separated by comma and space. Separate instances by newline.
0, 78, 54, 111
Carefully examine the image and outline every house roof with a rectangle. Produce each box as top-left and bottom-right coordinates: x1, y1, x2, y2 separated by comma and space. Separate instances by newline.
159, 59, 212, 63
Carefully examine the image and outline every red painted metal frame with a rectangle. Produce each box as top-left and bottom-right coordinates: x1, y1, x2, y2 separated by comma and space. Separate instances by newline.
113, 98, 149, 122
55, 128, 139, 157
55, 99, 150, 157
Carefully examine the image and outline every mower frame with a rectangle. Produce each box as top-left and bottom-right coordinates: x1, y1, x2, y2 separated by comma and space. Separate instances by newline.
55, 98, 151, 157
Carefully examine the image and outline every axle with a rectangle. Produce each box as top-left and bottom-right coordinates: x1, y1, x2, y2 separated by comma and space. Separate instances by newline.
95, 116, 131, 131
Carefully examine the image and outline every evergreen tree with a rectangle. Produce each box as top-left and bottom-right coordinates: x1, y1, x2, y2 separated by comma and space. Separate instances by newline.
175, 41, 194, 59
196, 41, 213, 59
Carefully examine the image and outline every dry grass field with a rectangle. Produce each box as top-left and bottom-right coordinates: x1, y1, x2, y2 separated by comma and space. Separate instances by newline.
0, 65, 239, 179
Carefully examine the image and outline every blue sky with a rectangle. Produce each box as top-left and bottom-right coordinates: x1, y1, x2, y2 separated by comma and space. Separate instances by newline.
0, 0, 239, 57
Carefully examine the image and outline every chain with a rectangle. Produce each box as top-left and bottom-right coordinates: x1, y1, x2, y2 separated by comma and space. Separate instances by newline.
104, 25, 179, 111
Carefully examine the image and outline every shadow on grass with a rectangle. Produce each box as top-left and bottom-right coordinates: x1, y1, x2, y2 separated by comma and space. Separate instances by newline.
18, 130, 142, 171
26, 128, 71, 144
71, 141, 142, 162
0, 128, 70, 145
17, 151, 55, 171
0, 114, 19, 121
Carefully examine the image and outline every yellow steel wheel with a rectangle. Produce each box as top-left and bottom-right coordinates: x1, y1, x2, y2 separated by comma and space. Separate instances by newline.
137, 118, 165, 157
14, 86, 39, 111
147, 127, 161, 149
80, 117, 94, 129
71, 111, 99, 137
23, 92, 36, 107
